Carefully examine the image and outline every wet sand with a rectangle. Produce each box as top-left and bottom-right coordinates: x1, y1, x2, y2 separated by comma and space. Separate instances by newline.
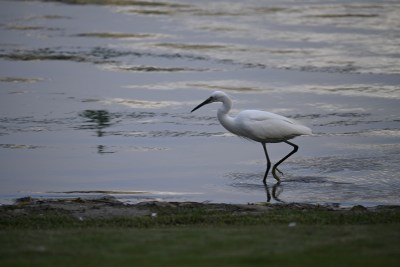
2, 196, 399, 221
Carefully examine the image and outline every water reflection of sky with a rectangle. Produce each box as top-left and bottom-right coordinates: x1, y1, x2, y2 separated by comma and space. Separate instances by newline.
0, 0, 399, 206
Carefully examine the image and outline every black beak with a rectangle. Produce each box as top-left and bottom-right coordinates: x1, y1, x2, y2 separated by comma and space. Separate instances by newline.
191, 97, 213, 113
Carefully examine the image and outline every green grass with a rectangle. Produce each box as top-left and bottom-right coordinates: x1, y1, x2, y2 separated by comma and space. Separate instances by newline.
1, 206, 400, 266
1, 225, 399, 267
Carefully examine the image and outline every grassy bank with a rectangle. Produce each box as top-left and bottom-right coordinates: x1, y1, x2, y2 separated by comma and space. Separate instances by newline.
1, 200, 400, 266
2, 225, 400, 267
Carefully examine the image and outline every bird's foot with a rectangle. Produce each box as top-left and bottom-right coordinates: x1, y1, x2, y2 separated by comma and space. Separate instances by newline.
272, 167, 282, 182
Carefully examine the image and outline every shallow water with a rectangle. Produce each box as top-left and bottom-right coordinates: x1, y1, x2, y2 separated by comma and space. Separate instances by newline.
0, 0, 399, 206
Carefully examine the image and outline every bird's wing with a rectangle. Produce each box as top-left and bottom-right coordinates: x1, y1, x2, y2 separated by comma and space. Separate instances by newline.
235, 110, 311, 142
245, 110, 296, 124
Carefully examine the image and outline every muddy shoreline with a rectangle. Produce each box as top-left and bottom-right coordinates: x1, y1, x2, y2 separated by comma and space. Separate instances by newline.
1, 196, 399, 221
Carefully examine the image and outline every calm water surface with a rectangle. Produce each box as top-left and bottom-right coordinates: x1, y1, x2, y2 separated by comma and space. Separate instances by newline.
0, 0, 399, 205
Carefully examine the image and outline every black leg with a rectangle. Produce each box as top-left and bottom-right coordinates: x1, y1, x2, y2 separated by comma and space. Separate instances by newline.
272, 141, 298, 181
262, 142, 271, 183
263, 181, 271, 202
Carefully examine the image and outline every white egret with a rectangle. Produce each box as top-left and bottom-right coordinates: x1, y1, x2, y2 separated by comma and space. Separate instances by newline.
191, 91, 312, 183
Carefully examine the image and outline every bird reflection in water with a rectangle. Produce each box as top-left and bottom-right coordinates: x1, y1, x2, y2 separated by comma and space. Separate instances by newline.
229, 172, 285, 203
79, 110, 113, 154
264, 182, 284, 202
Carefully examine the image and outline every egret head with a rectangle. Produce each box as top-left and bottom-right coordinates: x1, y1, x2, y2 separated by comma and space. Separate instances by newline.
191, 91, 228, 112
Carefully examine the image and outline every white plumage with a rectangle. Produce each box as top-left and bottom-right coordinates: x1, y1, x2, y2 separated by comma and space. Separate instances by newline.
232, 110, 311, 143
191, 91, 312, 183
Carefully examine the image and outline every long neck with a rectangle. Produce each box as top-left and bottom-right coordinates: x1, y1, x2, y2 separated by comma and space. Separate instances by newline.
217, 96, 237, 135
